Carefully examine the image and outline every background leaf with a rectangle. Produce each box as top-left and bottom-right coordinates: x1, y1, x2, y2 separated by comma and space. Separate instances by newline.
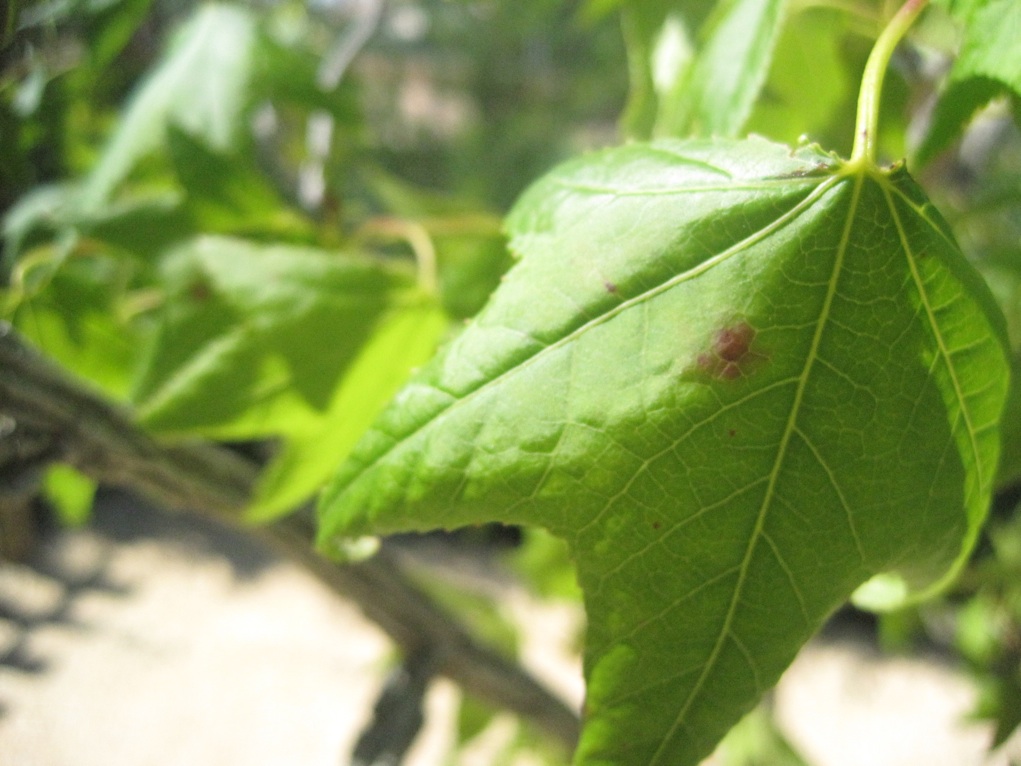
620, 0, 785, 139
655, 0, 785, 138
744, 6, 853, 147
915, 0, 1021, 165
249, 301, 449, 520
319, 138, 1010, 765
165, 126, 313, 239
80, 3, 259, 206
6, 249, 142, 398
134, 236, 420, 433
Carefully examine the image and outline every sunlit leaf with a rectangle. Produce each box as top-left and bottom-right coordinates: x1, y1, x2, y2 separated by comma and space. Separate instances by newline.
80, 3, 260, 206
248, 302, 448, 520
135, 236, 419, 433
620, 0, 785, 139
916, 0, 1021, 165
319, 138, 1010, 765
655, 0, 785, 138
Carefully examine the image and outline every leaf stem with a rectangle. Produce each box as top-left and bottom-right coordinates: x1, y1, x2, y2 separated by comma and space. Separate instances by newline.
850, 0, 928, 167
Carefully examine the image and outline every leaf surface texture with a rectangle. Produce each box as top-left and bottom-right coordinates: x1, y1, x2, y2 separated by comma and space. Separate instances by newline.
319, 138, 1009, 765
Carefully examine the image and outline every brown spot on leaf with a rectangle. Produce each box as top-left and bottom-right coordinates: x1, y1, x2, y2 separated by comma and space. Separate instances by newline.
604, 280, 618, 293
715, 323, 754, 362
694, 321, 765, 381
719, 362, 741, 380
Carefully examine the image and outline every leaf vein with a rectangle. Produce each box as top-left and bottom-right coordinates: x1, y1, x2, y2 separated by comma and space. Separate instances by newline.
793, 425, 867, 564
331, 179, 841, 515
647, 172, 862, 766
760, 530, 812, 626
881, 182, 987, 504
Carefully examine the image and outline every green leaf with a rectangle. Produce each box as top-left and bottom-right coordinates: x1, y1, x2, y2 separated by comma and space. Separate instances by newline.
619, 1, 713, 139
75, 191, 193, 258
996, 352, 1021, 489
7, 253, 141, 399
619, 3, 683, 139
80, 3, 260, 206
656, 0, 786, 138
744, 7, 853, 147
43, 464, 97, 526
248, 302, 448, 521
511, 528, 583, 601
134, 236, 419, 434
915, 0, 1021, 165
2, 184, 77, 272
318, 138, 1010, 765
1, 181, 192, 269
255, 29, 362, 127
165, 126, 313, 238
359, 168, 512, 320
621, 0, 785, 139
81, 0, 155, 69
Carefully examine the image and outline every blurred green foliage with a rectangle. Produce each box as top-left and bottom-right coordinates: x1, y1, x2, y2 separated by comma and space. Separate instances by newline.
2, 0, 1021, 762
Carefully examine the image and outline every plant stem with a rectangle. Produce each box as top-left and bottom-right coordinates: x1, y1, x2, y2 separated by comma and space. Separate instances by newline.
850, 0, 928, 166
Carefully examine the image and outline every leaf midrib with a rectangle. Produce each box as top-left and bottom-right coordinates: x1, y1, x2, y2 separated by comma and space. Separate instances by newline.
647, 170, 865, 766
552, 176, 827, 198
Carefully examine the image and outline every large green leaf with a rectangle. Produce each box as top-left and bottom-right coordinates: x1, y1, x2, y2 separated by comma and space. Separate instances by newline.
318, 138, 1010, 764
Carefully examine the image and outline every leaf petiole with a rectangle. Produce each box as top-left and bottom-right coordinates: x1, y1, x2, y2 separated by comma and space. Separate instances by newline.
849, 0, 928, 167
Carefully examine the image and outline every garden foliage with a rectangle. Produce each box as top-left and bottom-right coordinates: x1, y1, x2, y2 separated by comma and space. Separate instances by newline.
2, 0, 1021, 763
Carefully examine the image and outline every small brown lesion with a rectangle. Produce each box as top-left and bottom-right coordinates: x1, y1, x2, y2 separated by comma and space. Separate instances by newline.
695, 322, 764, 381
187, 279, 212, 302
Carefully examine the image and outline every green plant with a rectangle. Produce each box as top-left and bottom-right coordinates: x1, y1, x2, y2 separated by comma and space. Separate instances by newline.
3, 0, 1021, 764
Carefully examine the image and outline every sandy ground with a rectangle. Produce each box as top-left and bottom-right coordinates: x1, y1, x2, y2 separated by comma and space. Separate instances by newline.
1, 491, 1018, 765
